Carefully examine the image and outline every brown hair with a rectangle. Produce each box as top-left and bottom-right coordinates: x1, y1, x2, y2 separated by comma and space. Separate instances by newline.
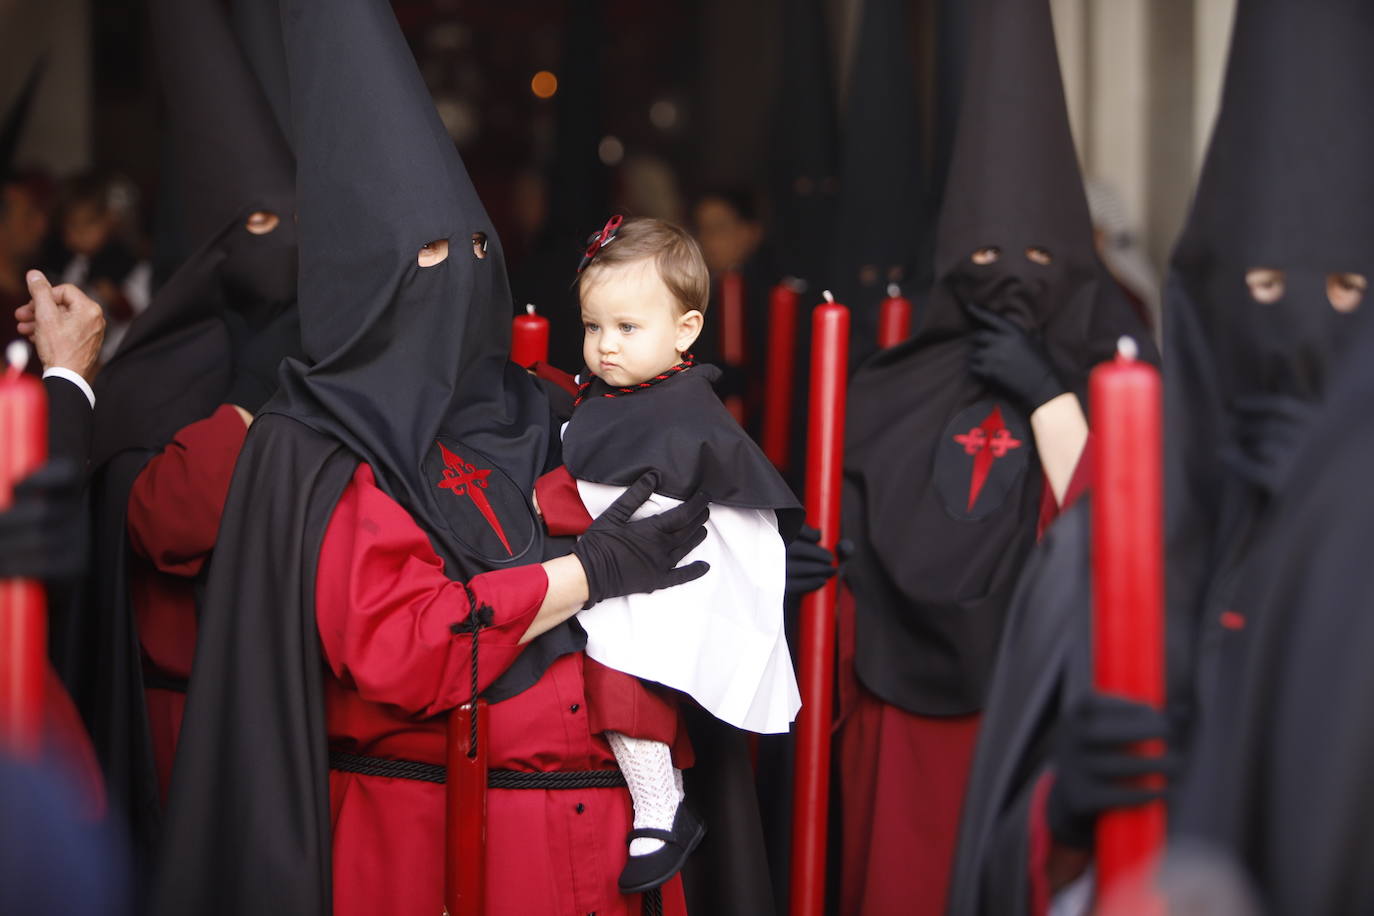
578, 216, 710, 316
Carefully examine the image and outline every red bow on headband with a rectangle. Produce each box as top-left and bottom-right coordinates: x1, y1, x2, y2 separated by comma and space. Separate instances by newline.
576, 214, 624, 274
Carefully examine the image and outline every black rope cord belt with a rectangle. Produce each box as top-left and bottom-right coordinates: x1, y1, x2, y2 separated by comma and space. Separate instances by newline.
328, 750, 628, 790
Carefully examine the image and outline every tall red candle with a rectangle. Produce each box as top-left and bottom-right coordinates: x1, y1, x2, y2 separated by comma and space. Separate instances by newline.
877, 283, 913, 349
790, 293, 849, 916
446, 700, 489, 916
1089, 337, 1165, 913
762, 280, 800, 468
511, 303, 550, 369
0, 341, 48, 759
720, 270, 747, 423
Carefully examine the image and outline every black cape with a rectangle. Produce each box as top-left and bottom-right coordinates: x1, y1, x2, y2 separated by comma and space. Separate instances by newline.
562, 364, 803, 541
1184, 310, 1374, 914
945, 501, 1092, 916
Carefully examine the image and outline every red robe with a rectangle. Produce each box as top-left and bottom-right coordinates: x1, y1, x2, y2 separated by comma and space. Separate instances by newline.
837, 454, 1092, 916
316, 462, 687, 916
125, 404, 248, 797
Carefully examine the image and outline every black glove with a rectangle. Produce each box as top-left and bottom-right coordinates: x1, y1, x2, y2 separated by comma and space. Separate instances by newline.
1221, 393, 1315, 495
785, 524, 837, 598
572, 471, 711, 606
1046, 693, 1177, 850
226, 308, 303, 414
0, 459, 85, 581
965, 303, 1066, 411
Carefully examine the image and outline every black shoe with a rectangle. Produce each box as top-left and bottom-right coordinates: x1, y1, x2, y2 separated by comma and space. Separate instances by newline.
617, 801, 707, 895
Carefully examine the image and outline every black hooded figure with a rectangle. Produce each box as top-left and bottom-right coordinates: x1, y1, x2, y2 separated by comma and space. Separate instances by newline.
147, 0, 725, 913
1, 57, 47, 350
828, 0, 927, 369
833, 0, 1153, 912
1161, 0, 1374, 907
946, 1, 1374, 913
50, 0, 302, 884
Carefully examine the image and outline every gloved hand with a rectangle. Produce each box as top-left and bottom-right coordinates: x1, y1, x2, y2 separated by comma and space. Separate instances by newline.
1222, 393, 1316, 494
572, 471, 711, 606
785, 524, 837, 598
1047, 692, 1176, 850
226, 308, 303, 414
965, 303, 1065, 411
0, 459, 85, 581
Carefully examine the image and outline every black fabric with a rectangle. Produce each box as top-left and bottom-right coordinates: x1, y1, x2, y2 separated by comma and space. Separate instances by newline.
829, 0, 927, 367
149, 416, 348, 916
230, 0, 293, 147
327, 750, 629, 789
841, 0, 1153, 718
569, 473, 711, 607
43, 375, 92, 469
946, 501, 1089, 916
1188, 309, 1374, 915
679, 701, 778, 916
562, 364, 803, 540
0, 56, 43, 184
224, 307, 304, 413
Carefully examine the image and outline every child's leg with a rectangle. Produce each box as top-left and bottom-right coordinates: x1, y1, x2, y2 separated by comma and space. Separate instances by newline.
604, 731, 684, 855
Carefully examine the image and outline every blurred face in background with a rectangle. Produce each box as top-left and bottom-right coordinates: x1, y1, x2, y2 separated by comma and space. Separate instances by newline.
0, 183, 50, 264
692, 195, 762, 274
63, 200, 116, 256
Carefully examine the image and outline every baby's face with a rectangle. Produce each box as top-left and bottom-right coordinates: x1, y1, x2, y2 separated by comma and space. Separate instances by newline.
580, 257, 699, 387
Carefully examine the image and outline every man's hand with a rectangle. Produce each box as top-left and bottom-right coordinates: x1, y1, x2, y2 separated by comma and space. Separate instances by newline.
15, 271, 106, 381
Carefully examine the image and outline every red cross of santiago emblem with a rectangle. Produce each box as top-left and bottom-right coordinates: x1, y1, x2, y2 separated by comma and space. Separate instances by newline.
435, 441, 514, 556
952, 404, 1023, 512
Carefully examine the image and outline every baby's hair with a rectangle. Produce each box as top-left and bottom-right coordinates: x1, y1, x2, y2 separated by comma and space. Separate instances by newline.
579, 217, 710, 316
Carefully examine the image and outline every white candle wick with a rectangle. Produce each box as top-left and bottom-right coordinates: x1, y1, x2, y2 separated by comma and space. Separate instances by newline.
6, 340, 29, 373
525, 303, 537, 316
822, 289, 835, 304
887, 283, 901, 298
1116, 335, 1139, 362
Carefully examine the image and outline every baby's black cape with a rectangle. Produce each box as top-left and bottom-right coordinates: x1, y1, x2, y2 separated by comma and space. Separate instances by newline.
562, 364, 804, 542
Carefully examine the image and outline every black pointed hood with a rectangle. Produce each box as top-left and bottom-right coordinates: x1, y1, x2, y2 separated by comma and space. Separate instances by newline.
830, 0, 926, 360
1170, 0, 1374, 403
929, 0, 1101, 343
272, 0, 552, 576
230, 0, 293, 148
150, 0, 298, 321
0, 57, 44, 185
767, 0, 840, 288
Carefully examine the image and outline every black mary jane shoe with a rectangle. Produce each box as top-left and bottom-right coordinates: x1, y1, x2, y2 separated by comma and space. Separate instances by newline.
617, 802, 707, 895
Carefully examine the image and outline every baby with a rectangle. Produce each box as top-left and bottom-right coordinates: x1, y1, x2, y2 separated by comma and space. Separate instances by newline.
533, 216, 802, 894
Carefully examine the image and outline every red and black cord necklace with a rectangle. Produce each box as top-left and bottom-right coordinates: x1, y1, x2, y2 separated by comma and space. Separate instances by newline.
573, 353, 696, 407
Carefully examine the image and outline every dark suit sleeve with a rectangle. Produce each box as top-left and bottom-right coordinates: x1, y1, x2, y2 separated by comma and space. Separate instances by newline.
43, 376, 93, 470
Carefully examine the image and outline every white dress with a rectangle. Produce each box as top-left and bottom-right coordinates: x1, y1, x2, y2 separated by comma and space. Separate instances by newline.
573, 479, 802, 734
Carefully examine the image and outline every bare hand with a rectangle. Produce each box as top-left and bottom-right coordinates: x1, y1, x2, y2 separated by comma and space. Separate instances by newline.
17, 271, 106, 381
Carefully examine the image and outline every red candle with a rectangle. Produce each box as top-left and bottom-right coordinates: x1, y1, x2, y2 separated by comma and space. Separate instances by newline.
877, 283, 913, 349
790, 292, 849, 916
0, 341, 48, 759
762, 280, 800, 468
511, 303, 550, 368
445, 700, 489, 916
1089, 336, 1165, 913
720, 270, 747, 423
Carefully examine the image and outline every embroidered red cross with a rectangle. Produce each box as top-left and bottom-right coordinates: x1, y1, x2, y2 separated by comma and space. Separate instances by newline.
436, 442, 514, 556
952, 405, 1023, 512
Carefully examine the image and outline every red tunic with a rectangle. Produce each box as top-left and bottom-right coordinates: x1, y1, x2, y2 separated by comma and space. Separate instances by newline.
125, 404, 248, 797
317, 463, 687, 916
837, 454, 1093, 916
